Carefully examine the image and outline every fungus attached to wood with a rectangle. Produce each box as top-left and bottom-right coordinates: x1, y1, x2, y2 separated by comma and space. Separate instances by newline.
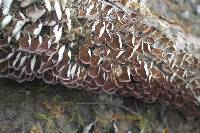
0, 0, 200, 118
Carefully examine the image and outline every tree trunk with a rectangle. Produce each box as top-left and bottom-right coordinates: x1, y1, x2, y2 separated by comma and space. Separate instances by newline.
0, 0, 200, 118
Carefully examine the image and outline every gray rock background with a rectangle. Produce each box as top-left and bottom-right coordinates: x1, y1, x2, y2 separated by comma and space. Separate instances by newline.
144, 0, 200, 37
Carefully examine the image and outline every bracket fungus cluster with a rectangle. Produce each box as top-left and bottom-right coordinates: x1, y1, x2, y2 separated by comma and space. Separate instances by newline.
0, 0, 200, 117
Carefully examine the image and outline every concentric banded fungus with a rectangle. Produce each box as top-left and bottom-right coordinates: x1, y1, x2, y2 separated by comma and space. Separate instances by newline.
0, 0, 200, 118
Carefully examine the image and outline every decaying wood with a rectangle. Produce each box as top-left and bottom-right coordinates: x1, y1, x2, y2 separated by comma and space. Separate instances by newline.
0, 0, 200, 118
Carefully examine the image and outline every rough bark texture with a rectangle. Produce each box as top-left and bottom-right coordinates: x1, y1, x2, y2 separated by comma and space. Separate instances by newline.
0, 0, 200, 132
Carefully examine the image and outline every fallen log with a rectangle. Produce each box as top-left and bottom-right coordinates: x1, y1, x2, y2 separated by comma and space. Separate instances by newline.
0, 0, 200, 118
